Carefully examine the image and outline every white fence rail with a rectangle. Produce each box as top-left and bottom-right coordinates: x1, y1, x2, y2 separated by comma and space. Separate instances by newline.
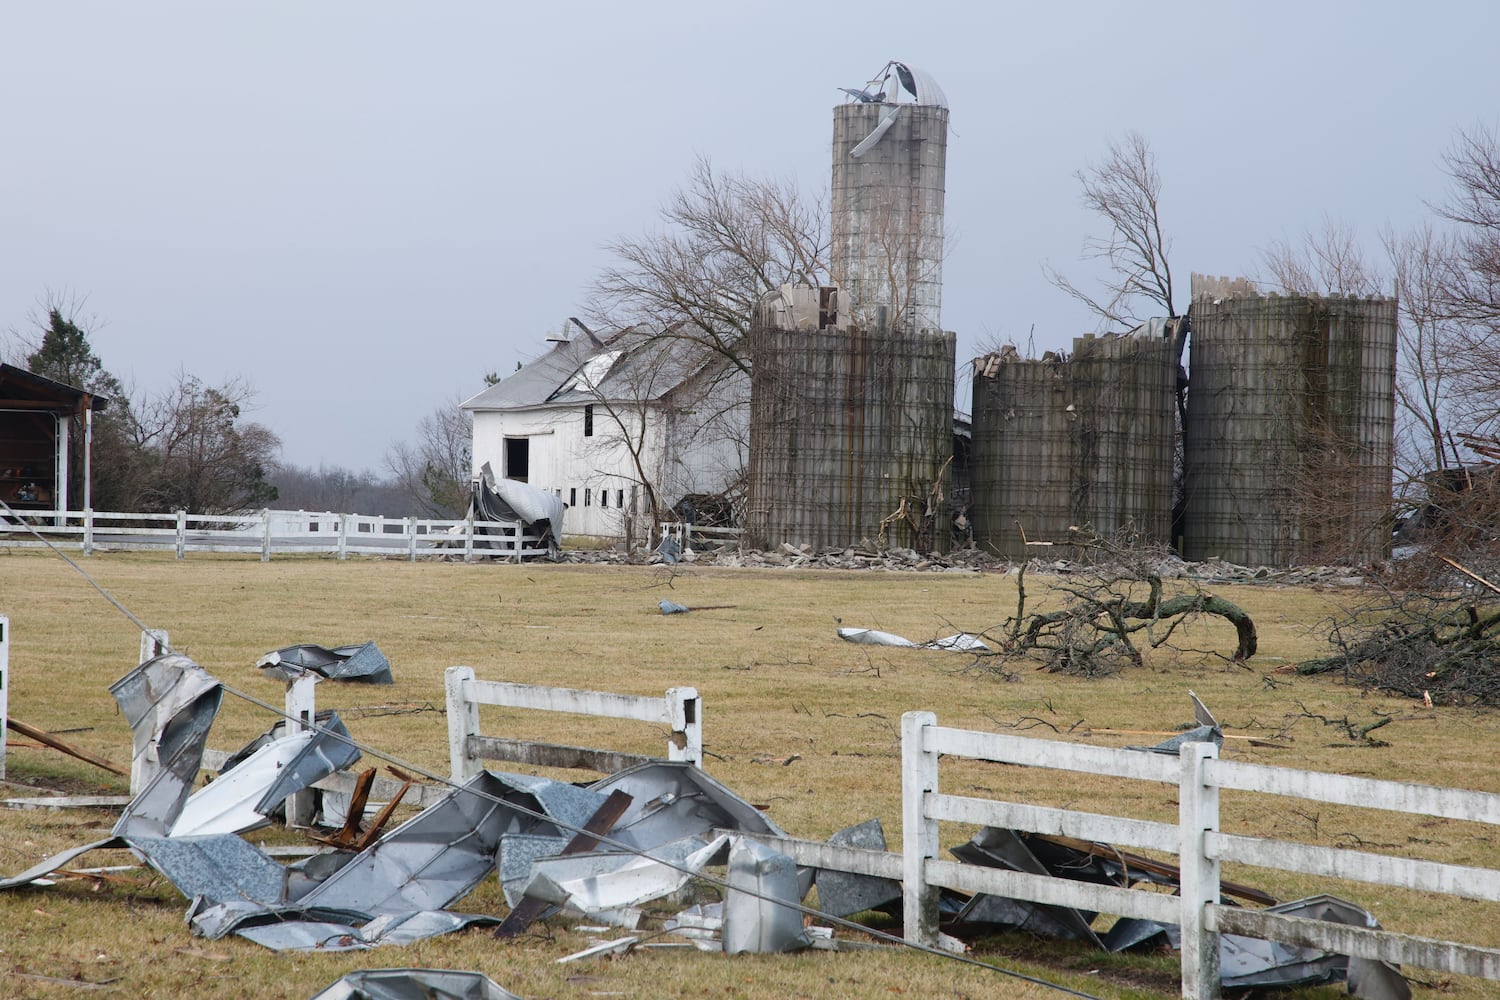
444, 665, 701, 780
740, 714, 1500, 999
0, 507, 550, 561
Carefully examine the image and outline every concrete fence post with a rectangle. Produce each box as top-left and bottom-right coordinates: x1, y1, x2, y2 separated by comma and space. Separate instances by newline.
175, 509, 187, 559
666, 687, 702, 766
463, 514, 475, 563
83, 508, 94, 556
261, 508, 272, 562
445, 666, 481, 781
407, 517, 418, 561
1179, 741, 1223, 1000
901, 710, 941, 947
283, 674, 319, 828
337, 513, 349, 561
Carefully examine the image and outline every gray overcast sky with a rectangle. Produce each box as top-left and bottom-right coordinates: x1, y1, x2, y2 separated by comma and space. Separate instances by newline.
3, 1, 1495, 472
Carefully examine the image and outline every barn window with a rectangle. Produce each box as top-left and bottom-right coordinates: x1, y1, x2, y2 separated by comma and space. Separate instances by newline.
583, 405, 594, 437
616, 489, 624, 508
569, 487, 576, 507
584, 488, 592, 507
504, 437, 529, 482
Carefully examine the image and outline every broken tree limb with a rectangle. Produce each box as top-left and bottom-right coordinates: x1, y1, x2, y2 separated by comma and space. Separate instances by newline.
5, 718, 129, 777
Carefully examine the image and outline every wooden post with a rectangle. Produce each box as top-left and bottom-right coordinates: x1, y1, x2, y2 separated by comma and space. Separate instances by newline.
130, 629, 170, 795
445, 666, 481, 781
407, 517, 418, 561
284, 674, 319, 827
1179, 741, 1222, 1000
901, 710, 941, 947
0, 616, 9, 780
175, 509, 187, 559
261, 509, 272, 562
666, 687, 702, 766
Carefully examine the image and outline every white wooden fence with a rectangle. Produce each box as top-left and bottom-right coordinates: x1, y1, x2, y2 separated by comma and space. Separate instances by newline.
444, 665, 702, 780
0, 508, 550, 561
750, 712, 1500, 999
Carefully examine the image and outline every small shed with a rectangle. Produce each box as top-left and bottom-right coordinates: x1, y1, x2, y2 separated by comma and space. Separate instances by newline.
0, 364, 111, 518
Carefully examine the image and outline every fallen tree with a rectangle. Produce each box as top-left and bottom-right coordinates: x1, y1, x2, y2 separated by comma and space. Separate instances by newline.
1296, 586, 1500, 705
977, 541, 1257, 676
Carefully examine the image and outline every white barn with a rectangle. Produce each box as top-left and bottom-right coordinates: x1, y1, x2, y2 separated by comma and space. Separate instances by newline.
461, 323, 748, 541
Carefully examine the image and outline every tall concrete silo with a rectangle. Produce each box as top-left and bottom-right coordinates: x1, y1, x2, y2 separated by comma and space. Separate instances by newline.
1182, 275, 1397, 566
831, 61, 949, 334
969, 331, 1179, 559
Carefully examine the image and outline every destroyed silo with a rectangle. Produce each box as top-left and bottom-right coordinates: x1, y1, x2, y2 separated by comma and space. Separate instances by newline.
831, 61, 948, 334
744, 292, 956, 553
969, 332, 1179, 559
1182, 275, 1397, 565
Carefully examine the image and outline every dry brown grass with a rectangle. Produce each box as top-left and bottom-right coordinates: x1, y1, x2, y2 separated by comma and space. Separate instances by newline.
0, 550, 1497, 998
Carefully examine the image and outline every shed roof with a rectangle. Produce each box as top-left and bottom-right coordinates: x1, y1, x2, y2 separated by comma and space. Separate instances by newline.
0, 363, 112, 412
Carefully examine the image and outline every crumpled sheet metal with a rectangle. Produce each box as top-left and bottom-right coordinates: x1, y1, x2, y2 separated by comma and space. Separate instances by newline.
589, 761, 788, 851
309, 968, 523, 1000
258, 641, 393, 684
0, 837, 128, 890
520, 834, 729, 914
948, 827, 1103, 946
197, 770, 607, 942
815, 818, 901, 919
1104, 894, 1410, 1000
129, 833, 288, 908
112, 675, 224, 840
288, 770, 517, 918
110, 652, 222, 762
237, 910, 501, 952
723, 836, 810, 954
836, 627, 990, 652
170, 714, 361, 837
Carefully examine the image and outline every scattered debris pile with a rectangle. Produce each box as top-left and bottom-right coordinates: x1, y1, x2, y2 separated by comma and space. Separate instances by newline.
1296, 577, 1500, 705
0, 658, 1412, 999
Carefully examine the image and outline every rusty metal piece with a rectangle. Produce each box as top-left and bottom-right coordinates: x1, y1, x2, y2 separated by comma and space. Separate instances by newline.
309, 767, 378, 850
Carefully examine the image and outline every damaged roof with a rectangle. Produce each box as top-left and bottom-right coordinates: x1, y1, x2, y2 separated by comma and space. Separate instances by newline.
460, 326, 733, 413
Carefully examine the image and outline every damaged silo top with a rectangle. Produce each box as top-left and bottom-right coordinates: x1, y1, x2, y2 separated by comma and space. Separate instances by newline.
840, 60, 948, 108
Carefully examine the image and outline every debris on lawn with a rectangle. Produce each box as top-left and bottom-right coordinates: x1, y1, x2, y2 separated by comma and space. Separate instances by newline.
257, 641, 394, 684
659, 600, 737, 615
837, 627, 990, 652
0, 648, 1416, 998
310, 968, 522, 1000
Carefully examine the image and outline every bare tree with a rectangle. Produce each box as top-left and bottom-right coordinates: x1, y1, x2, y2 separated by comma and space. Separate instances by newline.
1260, 217, 1381, 298
589, 157, 830, 374
575, 328, 749, 547
386, 400, 472, 517
1436, 125, 1500, 436
1047, 131, 1177, 328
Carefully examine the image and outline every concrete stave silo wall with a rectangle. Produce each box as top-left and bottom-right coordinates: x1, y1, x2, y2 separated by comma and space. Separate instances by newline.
745, 322, 956, 553
1182, 286, 1397, 566
830, 102, 948, 334
969, 333, 1178, 559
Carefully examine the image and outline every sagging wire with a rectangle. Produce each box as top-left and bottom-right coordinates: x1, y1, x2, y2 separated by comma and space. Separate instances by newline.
4, 499, 1102, 1000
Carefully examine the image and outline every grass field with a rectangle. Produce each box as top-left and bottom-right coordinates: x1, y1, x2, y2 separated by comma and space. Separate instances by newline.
1, 550, 1498, 999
